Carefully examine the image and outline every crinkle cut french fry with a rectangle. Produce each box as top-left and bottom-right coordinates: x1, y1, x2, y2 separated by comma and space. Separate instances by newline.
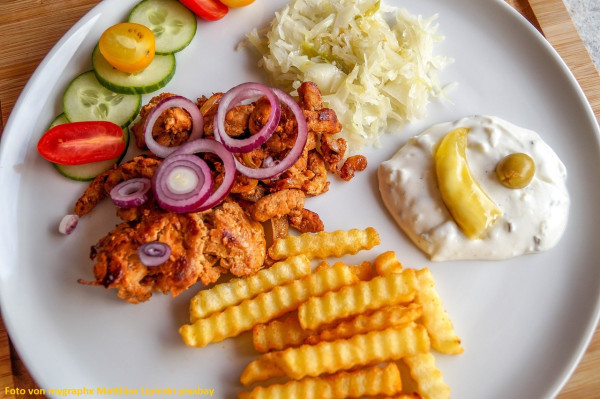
268, 227, 380, 260
253, 303, 421, 351
298, 269, 418, 331
276, 323, 429, 380
306, 303, 423, 345
238, 362, 402, 399
374, 250, 404, 275
252, 315, 311, 353
179, 263, 358, 347
347, 260, 374, 281
314, 260, 330, 273
403, 353, 450, 399
241, 323, 429, 384
380, 394, 422, 399
415, 268, 464, 355
240, 353, 286, 387
316, 261, 373, 281
189, 255, 311, 322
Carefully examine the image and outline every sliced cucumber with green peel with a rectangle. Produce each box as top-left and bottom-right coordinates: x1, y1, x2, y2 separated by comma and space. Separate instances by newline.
63, 71, 141, 127
49, 113, 70, 128
128, 0, 197, 54
92, 45, 175, 94
49, 113, 131, 181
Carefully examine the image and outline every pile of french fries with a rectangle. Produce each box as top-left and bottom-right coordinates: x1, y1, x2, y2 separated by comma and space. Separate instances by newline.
179, 227, 463, 399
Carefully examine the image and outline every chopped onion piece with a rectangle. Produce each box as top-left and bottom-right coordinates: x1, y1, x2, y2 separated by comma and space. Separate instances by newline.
58, 214, 79, 235
110, 178, 152, 209
144, 96, 204, 158
138, 242, 171, 267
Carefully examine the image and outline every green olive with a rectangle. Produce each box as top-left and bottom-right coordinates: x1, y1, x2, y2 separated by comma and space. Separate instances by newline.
496, 153, 536, 189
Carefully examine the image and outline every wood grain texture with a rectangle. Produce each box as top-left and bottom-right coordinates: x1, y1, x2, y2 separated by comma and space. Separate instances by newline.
530, 0, 600, 122
0, 0, 100, 127
521, 1, 600, 395
0, 0, 599, 398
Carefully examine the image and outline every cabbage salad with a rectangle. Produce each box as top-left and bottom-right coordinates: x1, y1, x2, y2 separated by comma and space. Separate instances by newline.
245, 0, 452, 152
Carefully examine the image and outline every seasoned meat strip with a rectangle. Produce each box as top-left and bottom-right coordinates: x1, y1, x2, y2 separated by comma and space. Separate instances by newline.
130, 92, 193, 150
297, 81, 323, 111
74, 155, 161, 217
249, 189, 306, 222
289, 208, 324, 233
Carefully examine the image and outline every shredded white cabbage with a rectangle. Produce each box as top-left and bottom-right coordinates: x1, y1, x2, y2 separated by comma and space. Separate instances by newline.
245, 0, 452, 152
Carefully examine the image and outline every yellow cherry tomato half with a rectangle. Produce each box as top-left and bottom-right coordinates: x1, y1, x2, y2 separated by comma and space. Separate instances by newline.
220, 0, 255, 7
99, 22, 155, 73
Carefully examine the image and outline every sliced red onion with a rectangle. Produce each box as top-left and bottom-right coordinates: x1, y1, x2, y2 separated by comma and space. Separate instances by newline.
213, 82, 281, 153
233, 88, 308, 180
138, 241, 171, 267
144, 95, 204, 158
58, 214, 79, 235
152, 153, 213, 213
172, 138, 236, 211
110, 178, 152, 208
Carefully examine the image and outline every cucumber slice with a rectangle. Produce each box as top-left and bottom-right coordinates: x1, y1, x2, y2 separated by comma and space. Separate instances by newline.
63, 71, 141, 127
49, 113, 70, 128
49, 113, 131, 181
92, 45, 176, 94
128, 0, 197, 54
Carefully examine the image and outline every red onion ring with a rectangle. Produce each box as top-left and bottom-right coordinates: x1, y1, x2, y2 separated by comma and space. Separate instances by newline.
233, 88, 308, 180
138, 241, 171, 267
110, 178, 152, 209
213, 82, 281, 153
171, 138, 237, 212
144, 95, 204, 158
152, 154, 213, 213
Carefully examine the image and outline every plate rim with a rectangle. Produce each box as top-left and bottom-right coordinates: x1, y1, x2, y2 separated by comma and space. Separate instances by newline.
1, 0, 600, 397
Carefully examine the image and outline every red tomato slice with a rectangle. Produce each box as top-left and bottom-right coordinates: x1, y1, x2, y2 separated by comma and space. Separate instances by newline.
37, 121, 125, 166
178, 0, 229, 21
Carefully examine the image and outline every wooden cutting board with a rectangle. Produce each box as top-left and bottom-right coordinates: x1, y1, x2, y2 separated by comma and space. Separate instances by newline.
0, 0, 599, 398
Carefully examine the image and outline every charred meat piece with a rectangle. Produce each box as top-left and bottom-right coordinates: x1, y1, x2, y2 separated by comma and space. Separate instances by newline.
320, 134, 348, 171
74, 155, 161, 217
249, 189, 305, 223
301, 151, 330, 196
80, 200, 265, 303
339, 155, 368, 181
202, 200, 266, 277
130, 93, 194, 150
288, 208, 324, 233
304, 108, 342, 135
197, 93, 223, 136
297, 81, 323, 111
224, 104, 255, 137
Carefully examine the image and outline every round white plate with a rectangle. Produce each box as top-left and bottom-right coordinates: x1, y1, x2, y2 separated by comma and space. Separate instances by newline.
1, 0, 600, 398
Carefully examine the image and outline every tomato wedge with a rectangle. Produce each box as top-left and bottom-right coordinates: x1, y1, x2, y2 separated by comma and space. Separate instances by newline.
37, 121, 125, 166
178, 0, 229, 21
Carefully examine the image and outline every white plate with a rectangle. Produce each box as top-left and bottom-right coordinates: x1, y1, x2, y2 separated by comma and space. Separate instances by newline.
1, 0, 600, 398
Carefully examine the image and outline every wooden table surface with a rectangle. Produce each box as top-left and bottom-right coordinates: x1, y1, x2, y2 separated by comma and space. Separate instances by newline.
1, 0, 599, 398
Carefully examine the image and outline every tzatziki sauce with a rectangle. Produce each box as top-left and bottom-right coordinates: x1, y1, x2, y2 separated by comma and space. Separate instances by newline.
378, 115, 570, 261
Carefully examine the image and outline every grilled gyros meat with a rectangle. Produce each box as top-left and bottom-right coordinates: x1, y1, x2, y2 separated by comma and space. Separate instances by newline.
79, 199, 265, 304
76, 82, 366, 302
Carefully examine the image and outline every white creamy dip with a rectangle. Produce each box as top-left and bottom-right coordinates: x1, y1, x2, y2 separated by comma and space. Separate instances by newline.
378, 115, 570, 261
